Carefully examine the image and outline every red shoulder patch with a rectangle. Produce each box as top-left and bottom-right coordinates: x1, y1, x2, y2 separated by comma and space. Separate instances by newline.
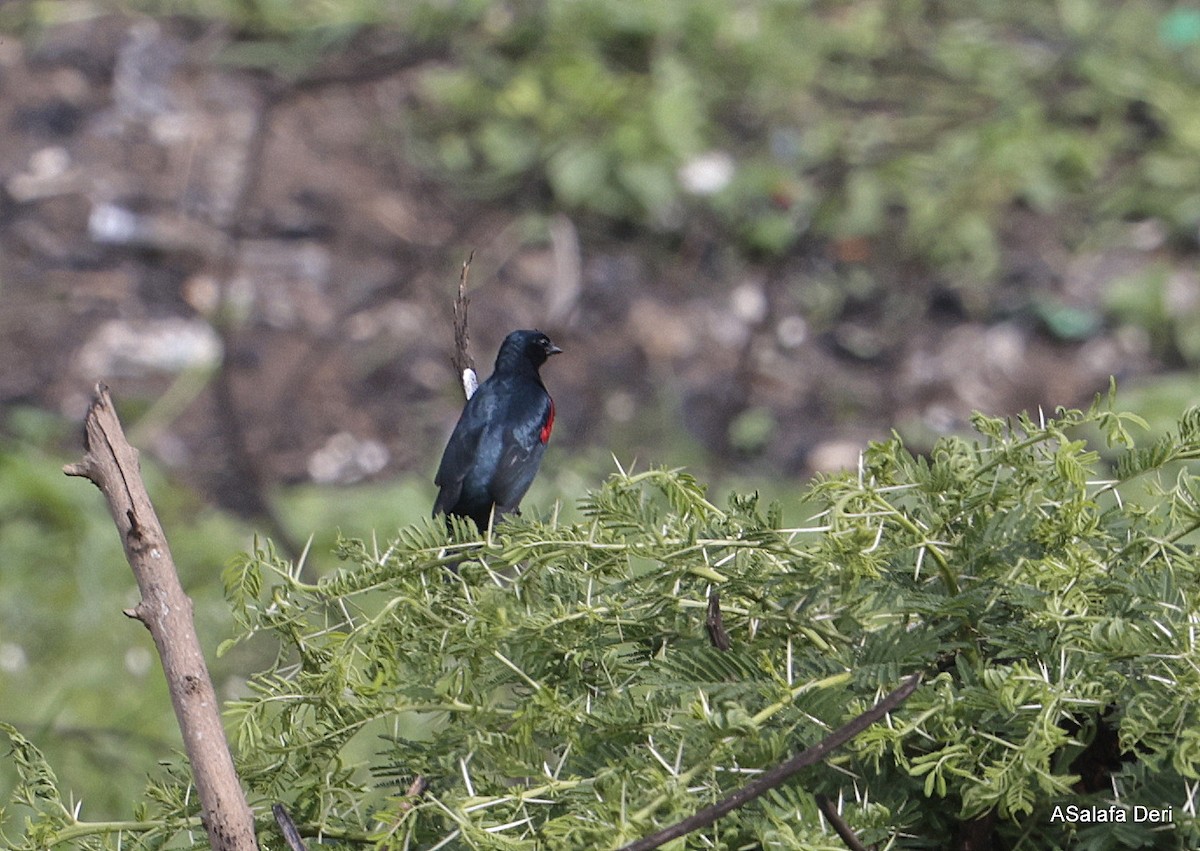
540, 398, 555, 444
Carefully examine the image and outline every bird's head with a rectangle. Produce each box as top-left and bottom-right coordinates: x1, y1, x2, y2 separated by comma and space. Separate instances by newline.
497, 329, 563, 371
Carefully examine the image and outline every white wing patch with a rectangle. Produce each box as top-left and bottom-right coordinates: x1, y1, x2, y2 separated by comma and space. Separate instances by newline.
461, 368, 479, 400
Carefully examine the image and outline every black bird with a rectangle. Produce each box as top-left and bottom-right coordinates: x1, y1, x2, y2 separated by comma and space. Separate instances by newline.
433, 329, 562, 532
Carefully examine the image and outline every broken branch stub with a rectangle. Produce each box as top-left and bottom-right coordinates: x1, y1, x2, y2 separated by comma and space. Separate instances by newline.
64, 384, 257, 851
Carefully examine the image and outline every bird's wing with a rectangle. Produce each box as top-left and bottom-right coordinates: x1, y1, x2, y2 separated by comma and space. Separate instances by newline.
489, 393, 553, 513
432, 388, 494, 516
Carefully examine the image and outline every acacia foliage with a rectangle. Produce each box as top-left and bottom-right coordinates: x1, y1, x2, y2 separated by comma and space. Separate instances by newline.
6, 395, 1200, 849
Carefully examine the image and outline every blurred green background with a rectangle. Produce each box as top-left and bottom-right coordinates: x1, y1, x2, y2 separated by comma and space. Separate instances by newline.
6, 0, 1200, 820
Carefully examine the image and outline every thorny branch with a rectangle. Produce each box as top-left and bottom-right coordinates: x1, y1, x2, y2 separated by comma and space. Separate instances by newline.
618, 672, 923, 851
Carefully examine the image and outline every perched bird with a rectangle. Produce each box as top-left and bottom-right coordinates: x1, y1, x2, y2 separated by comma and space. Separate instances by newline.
433, 329, 562, 532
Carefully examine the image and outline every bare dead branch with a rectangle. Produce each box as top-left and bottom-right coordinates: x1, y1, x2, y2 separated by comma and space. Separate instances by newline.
453, 252, 477, 400
272, 804, 308, 851
816, 794, 874, 851
64, 384, 257, 851
617, 672, 923, 851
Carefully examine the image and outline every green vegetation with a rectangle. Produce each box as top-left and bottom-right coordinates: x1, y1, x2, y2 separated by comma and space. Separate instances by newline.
78, 0, 1200, 295
9, 0, 1189, 293
6, 2, 1200, 846
7, 393, 1200, 849
0, 405, 603, 823
0, 412, 250, 818
406, 0, 1200, 279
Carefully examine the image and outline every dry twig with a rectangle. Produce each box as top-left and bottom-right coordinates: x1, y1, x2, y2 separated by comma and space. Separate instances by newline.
64, 384, 256, 851
272, 804, 308, 851
816, 794, 874, 851
453, 251, 477, 400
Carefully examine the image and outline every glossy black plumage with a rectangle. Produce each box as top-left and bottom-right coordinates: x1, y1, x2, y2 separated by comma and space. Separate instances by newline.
433, 330, 561, 532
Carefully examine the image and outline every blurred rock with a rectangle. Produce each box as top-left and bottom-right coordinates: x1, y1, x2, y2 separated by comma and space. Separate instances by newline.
775, 315, 808, 348
75, 318, 222, 378
706, 302, 752, 350
678, 151, 735, 195
730, 280, 768, 324
347, 299, 433, 342
88, 202, 229, 257
232, 239, 334, 331
183, 75, 261, 225
7, 146, 80, 201
109, 19, 185, 128
808, 438, 866, 474
308, 431, 390, 485
629, 297, 697, 359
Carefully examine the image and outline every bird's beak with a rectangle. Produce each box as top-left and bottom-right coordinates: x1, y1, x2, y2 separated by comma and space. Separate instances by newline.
547, 344, 563, 356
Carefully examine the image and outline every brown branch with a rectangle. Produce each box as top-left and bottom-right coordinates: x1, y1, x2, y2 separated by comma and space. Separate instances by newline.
816, 794, 874, 851
64, 384, 257, 851
452, 252, 476, 400
705, 593, 731, 651
404, 774, 430, 804
617, 672, 923, 851
272, 804, 308, 851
